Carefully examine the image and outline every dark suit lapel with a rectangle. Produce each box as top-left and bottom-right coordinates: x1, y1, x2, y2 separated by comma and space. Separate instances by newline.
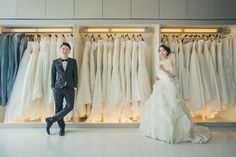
66, 58, 71, 72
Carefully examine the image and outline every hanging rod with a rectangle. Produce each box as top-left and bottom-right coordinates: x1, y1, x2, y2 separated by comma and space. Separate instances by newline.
160, 27, 230, 34
0, 27, 73, 33
80, 27, 153, 33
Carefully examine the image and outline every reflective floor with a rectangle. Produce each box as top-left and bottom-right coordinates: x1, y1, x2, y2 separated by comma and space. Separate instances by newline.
0, 126, 236, 157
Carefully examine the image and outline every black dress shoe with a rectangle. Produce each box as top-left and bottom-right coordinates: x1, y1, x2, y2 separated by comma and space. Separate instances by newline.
46, 117, 55, 135
59, 124, 65, 136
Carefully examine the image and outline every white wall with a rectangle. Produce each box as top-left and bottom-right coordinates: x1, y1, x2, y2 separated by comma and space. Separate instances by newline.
1, 0, 236, 21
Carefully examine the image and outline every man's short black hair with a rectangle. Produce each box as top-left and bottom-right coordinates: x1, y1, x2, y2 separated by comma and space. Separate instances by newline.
60, 42, 71, 50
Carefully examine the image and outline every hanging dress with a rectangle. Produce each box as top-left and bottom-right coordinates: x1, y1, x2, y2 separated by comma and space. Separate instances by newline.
123, 40, 133, 120
177, 42, 185, 99
131, 41, 141, 118
203, 40, 222, 114
46, 35, 58, 117
104, 38, 122, 122
172, 40, 179, 78
32, 37, 51, 102
20, 41, 42, 120
88, 40, 104, 122
89, 41, 97, 98
102, 41, 109, 104
216, 41, 229, 105
106, 40, 114, 105
120, 40, 132, 122
197, 40, 213, 102
182, 42, 192, 100
222, 38, 236, 104
76, 41, 92, 117
210, 41, 217, 73
30, 37, 51, 120
232, 34, 236, 92
189, 41, 205, 112
137, 40, 151, 107
125, 40, 132, 104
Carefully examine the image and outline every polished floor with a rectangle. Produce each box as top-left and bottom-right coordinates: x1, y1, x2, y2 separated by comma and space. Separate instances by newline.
0, 126, 236, 157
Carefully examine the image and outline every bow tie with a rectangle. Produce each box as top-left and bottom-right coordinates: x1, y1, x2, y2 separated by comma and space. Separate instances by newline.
61, 59, 68, 62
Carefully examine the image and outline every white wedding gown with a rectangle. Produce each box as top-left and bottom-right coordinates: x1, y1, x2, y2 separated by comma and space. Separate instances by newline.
182, 42, 192, 100
137, 41, 151, 107
204, 41, 222, 113
102, 41, 109, 104
140, 57, 211, 144
76, 40, 92, 117
104, 38, 122, 122
89, 41, 97, 99
131, 41, 141, 118
88, 40, 104, 122
120, 40, 132, 122
197, 40, 213, 102
189, 42, 205, 112
20, 41, 43, 120
217, 41, 229, 105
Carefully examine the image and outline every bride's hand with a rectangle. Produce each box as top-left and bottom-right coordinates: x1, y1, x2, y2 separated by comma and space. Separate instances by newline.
160, 64, 164, 71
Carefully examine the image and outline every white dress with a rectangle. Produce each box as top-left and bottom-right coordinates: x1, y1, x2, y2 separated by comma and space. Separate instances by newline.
140, 58, 211, 144
32, 37, 51, 102
20, 41, 42, 120
104, 38, 122, 122
31, 37, 51, 120
4, 42, 33, 123
167, 35, 176, 69
182, 42, 192, 100
76, 41, 92, 117
210, 41, 217, 73
119, 40, 131, 122
119, 41, 126, 104
172, 41, 179, 77
88, 40, 104, 122
131, 41, 141, 118
106, 41, 113, 105
137, 41, 151, 106
204, 41, 222, 113
46, 35, 57, 117
102, 41, 109, 104
233, 35, 236, 91
125, 40, 132, 104
222, 38, 236, 104
197, 40, 213, 102
89, 41, 97, 98
216, 41, 229, 105
189, 41, 205, 112
177, 42, 186, 99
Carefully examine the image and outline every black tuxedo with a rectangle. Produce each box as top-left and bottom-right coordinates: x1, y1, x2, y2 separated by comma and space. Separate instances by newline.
51, 58, 78, 89
51, 58, 78, 127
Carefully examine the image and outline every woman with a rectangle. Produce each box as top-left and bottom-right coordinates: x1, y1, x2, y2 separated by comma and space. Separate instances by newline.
140, 45, 211, 144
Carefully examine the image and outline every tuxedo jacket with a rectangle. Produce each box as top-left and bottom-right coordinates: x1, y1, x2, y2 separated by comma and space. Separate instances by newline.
51, 58, 78, 89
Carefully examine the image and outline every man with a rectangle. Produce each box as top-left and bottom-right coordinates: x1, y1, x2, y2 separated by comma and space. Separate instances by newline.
46, 42, 78, 136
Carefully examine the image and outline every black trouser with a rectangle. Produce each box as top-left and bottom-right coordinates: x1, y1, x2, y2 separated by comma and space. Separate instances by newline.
53, 87, 75, 127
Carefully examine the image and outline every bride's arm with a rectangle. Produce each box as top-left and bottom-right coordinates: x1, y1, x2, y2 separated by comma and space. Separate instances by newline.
160, 64, 175, 79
